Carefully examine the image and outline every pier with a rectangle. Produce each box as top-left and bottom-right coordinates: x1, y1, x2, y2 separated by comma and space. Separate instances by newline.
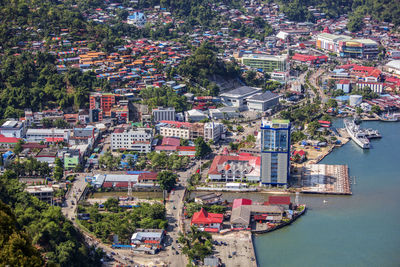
301, 164, 352, 195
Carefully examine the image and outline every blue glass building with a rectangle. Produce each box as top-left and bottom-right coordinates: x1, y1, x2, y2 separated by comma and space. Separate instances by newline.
260, 119, 291, 186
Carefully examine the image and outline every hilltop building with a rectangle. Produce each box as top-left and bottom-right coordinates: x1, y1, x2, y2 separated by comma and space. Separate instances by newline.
238, 54, 288, 72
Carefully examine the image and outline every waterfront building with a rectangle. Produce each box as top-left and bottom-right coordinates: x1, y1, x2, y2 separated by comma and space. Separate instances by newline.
152, 107, 175, 123
260, 119, 291, 186
191, 208, 223, 232
239, 54, 288, 72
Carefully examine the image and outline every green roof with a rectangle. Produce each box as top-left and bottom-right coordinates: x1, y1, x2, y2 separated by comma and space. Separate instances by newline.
272, 119, 290, 124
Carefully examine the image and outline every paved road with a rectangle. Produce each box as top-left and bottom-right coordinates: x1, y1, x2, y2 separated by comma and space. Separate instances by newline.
62, 174, 87, 220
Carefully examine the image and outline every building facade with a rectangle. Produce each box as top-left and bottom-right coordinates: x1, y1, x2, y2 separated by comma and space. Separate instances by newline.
204, 122, 224, 142
152, 107, 175, 122
240, 54, 288, 72
26, 129, 70, 143
0, 121, 25, 138
111, 128, 152, 153
316, 33, 378, 58
260, 120, 291, 186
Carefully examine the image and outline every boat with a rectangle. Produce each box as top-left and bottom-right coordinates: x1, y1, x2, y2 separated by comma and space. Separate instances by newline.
380, 112, 399, 122
344, 119, 370, 149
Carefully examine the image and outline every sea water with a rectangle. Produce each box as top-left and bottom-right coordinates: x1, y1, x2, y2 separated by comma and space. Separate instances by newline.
254, 120, 400, 267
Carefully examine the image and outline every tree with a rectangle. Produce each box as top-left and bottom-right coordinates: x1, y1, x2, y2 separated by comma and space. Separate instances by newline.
53, 157, 64, 181
246, 135, 256, 143
371, 105, 381, 115
356, 106, 363, 115
13, 139, 24, 155
178, 225, 213, 262
347, 15, 364, 32
194, 137, 212, 159
326, 99, 338, 109
103, 198, 119, 212
157, 171, 177, 192
180, 139, 189, 146
307, 121, 320, 136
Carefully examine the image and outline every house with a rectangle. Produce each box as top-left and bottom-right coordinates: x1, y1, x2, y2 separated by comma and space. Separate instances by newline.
131, 229, 164, 247
191, 208, 223, 232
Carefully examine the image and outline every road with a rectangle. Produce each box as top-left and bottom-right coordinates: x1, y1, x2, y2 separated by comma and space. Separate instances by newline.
62, 174, 88, 220
164, 160, 202, 266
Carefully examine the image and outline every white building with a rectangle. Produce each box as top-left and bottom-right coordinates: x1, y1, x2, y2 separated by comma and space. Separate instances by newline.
152, 107, 175, 122
111, 128, 152, 153
349, 95, 363, 106
385, 60, 400, 77
204, 122, 225, 142
185, 109, 207, 122
246, 91, 280, 112
159, 123, 190, 139
220, 86, 262, 111
0, 121, 24, 138
26, 128, 70, 143
127, 12, 146, 27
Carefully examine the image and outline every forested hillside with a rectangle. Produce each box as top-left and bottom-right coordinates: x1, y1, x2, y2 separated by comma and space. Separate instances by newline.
0, 171, 104, 266
279, 0, 400, 26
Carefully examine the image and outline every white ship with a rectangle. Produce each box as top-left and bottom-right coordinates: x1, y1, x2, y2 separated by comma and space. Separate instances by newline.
344, 119, 370, 149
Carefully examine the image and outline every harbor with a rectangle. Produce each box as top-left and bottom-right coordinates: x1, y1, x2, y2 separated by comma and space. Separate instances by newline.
301, 164, 351, 195
254, 120, 400, 267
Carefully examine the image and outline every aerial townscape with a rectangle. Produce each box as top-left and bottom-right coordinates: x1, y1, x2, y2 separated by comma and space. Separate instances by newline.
1, 0, 400, 267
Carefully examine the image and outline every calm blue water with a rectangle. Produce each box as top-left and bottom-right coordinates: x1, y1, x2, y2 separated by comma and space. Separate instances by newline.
254, 120, 400, 267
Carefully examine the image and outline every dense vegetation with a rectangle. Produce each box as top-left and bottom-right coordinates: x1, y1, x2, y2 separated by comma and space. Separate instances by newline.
279, 0, 400, 27
0, 52, 108, 119
78, 201, 167, 244
0, 170, 103, 266
177, 42, 241, 96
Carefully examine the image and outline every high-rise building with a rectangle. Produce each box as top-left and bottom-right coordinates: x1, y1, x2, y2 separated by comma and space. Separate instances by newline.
260, 119, 291, 186
89, 92, 116, 121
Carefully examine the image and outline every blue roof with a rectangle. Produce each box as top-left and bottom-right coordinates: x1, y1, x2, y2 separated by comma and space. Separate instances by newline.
335, 96, 349, 101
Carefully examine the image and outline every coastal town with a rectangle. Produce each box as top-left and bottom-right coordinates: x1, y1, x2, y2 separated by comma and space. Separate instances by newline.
0, 0, 400, 267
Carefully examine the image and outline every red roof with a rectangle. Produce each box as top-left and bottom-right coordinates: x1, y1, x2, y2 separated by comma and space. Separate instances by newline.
113, 128, 125, 133
155, 145, 177, 151
45, 137, 64, 142
138, 172, 158, 181
204, 228, 219, 232
177, 146, 196, 151
233, 198, 252, 209
293, 150, 306, 157
191, 208, 223, 225
208, 155, 261, 174
0, 136, 20, 144
268, 196, 291, 205
160, 120, 192, 128
338, 79, 350, 84
161, 137, 180, 146
322, 27, 331, 33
